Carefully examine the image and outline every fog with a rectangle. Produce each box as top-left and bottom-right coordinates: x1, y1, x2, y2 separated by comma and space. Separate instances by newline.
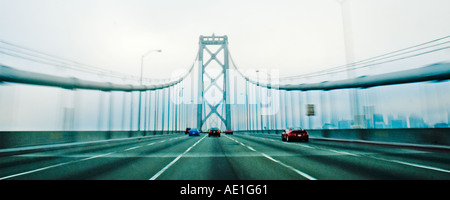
1, 0, 449, 131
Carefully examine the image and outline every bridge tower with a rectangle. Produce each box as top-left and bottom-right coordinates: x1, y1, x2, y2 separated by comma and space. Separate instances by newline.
197, 34, 232, 131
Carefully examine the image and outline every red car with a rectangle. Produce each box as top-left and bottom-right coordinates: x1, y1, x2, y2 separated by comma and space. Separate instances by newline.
282, 127, 309, 142
225, 130, 233, 135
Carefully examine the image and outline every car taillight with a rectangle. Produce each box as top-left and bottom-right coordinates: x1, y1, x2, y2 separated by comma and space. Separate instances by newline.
209, 130, 212, 133
217, 130, 221, 133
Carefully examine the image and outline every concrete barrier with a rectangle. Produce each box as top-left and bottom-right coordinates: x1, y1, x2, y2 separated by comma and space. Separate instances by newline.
307, 128, 450, 146
0, 130, 183, 149
237, 128, 450, 147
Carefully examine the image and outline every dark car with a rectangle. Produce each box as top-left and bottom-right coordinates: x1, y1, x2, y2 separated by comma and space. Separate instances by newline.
189, 128, 200, 136
208, 128, 221, 137
185, 128, 191, 134
225, 130, 233, 135
281, 127, 309, 142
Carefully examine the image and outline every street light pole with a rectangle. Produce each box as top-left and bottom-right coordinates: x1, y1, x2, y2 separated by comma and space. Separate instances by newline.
138, 49, 162, 132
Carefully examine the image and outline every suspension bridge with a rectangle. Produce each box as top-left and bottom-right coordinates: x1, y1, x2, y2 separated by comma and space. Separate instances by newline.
0, 34, 450, 180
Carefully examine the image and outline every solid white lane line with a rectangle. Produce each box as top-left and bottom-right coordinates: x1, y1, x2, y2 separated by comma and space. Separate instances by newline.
292, 143, 315, 149
0, 136, 182, 180
329, 150, 360, 157
390, 160, 450, 173
247, 146, 256, 152
0, 160, 75, 180
241, 134, 450, 176
0, 152, 115, 180
224, 135, 317, 180
261, 153, 317, 180
0, 151, 115, 180
124, 146, 142, 151
144, 136, 183, 146
149, 135, 207, 180
373, 157, 450, 174
80, 152, 115, 161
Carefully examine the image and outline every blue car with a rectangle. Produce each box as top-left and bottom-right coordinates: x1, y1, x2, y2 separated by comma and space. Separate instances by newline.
189, 128, 200, 136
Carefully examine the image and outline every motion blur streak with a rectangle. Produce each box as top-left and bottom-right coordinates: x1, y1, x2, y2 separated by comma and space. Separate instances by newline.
1, 133, 450, 180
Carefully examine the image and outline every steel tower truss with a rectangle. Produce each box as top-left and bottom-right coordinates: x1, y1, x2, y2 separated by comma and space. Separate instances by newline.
197, 34, 231, 131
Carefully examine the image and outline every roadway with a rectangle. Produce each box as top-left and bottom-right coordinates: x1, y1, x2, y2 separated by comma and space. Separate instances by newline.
1, 133, 450, 180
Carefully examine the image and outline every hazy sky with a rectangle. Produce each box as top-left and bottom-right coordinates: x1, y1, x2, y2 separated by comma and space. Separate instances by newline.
1, 0, 450, 131
1, 0, 450, 79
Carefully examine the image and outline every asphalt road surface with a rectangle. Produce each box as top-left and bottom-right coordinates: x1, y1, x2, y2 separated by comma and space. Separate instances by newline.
1, 133, 450, 180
